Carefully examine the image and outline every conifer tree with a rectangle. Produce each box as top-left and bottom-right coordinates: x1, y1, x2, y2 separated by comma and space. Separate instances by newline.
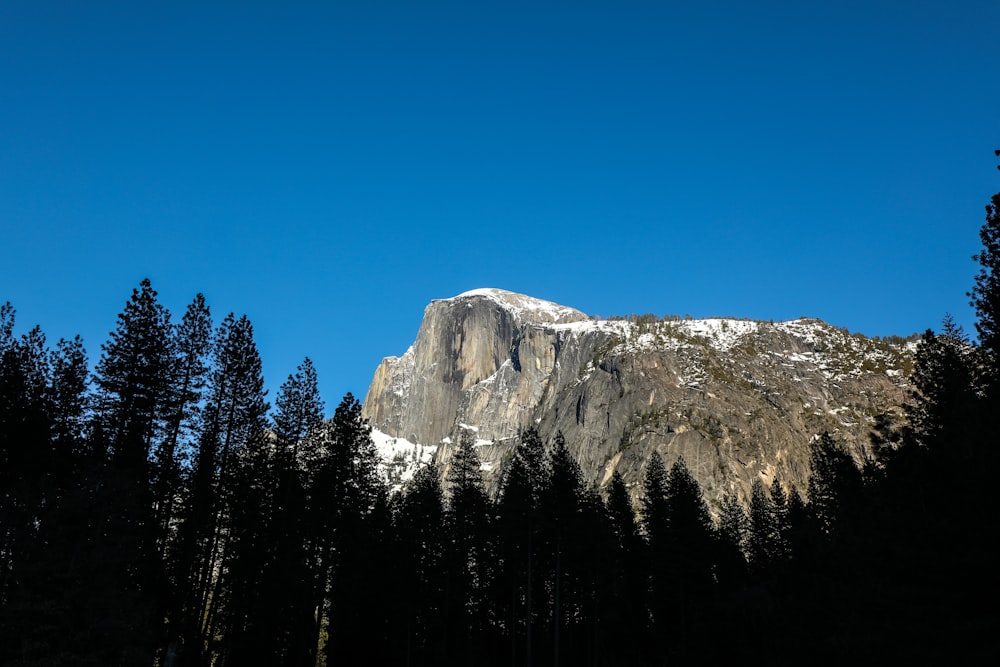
304, 393, 386, 664
639, 451, 670, 639
394, 462, 446, 664
748, 479, 776, 574
969, 190, 1000, 365
171, 312, 269, 664
662, 456, 715, 652
769, 477, 791, 564
154, 294, 212, 561
265, 358, 324, 665
715, 491, 748, 589
906, 323, 978, 456
603, 471, 647, 659
444, 429, 492, 660
0, 314, 53, 625
542, 431, 597, 666
92, 278, 174, 663
494, 427, 548, 666
807, 432, 861, 540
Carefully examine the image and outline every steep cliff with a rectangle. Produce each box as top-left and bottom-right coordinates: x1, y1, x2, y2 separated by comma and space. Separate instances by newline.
364, 289, 913, 506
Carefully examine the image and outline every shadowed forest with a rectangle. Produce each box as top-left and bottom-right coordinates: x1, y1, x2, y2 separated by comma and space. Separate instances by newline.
2, 185, 998, 665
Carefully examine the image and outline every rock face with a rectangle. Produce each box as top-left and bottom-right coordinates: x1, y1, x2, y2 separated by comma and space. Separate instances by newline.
363, 288, 913, 508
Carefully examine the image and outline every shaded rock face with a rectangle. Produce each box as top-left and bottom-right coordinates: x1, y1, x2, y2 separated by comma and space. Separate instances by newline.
363, 289, 913, 508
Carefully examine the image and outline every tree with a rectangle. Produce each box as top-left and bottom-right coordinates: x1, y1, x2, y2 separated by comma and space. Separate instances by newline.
393, 462, 446, 664
807, 432, 861, 540
92, 278, 174, 664
969, 190, 1000, 364
444, 429, 492, 661
153, 294, 212, 562
0, 314, 54, 651
303, 393, 387, 665
639, 451, 670, 641
715, 491, 748, 590
170, 312, 269, 665
263, 358, 325, 665
542, 431, 587, 666
494, 427, 548, 666
640, 451, 669, 546
662, 457, 715, 653
603, 471, 646, 662
748, 479, 776, 575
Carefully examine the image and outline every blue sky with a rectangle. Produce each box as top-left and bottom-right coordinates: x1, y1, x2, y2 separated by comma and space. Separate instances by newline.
1, 1, 998, 410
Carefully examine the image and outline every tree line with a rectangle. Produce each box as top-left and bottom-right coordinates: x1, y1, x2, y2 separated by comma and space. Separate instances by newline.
2, 186, 998, 664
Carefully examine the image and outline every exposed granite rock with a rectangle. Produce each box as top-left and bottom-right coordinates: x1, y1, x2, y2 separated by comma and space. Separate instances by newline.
363, 289, 913, 508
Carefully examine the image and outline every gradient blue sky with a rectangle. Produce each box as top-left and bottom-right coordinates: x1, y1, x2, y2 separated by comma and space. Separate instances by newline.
2, 1, 998, 409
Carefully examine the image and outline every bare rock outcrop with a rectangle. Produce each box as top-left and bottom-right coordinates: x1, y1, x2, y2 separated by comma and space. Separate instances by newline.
363, 289, 913, 507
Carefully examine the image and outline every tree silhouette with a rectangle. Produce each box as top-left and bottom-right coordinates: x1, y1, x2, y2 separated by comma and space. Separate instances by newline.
444, 429, 492, 662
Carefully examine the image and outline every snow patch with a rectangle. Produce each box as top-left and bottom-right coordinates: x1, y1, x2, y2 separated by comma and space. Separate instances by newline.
371, 428, 437, 495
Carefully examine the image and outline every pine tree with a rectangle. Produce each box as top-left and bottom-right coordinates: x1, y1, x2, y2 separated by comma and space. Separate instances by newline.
748, 479, 776, 575
393, 462, 446, 664
603, 471, 647, 662
305, 393, 386, 665
92, 278, 174, 663
0, 314, 55, 660
0, 320, 52, 576
444, 429, 492, 661
769, 478, 791, 564
265, 358, 324, 665
662, 456, 715, 653
807, 432, 861, 540
639, 451, 670, 640
494, 427, 548, 666
969, 190, 1000, 365
640, 451, 669, 546
171, 312, 269, 665
715, 491, 748, 590
154, 294, 212, 563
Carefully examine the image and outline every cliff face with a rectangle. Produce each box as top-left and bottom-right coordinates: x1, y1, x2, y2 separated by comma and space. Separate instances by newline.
363, 289, 913, 506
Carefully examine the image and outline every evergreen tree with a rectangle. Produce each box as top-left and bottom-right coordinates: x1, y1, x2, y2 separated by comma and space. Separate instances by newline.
542, 431, 602, 666
0, 314, 56, 661
171, 312, 269, 665
444, 429, 492, 662
715, 491, 748, 590
264, 358, 324, 665
0, 319, 51, 599
769, 477, 791, 565
748, 479, 776, 575
807, 432, 861, 540
661, 456, 715, 654
304, 393, 386, 665
273, 357, 324, 448
493, 427, 548, 666
154, 293, 212, 563
393, 462, 446, 665
92, 278, 174, 664
603, 471, 649, 661
905, 323, 979, 456
640, 451, 669, 545
217, 430, 275, 666
969, 190, 1000, 364
639, 451, 670, 642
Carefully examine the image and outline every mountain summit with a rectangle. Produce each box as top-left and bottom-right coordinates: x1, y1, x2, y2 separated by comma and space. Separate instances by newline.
363, 289, 913, 505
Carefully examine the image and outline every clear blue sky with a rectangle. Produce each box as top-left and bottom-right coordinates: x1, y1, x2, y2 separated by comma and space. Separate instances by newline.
2, 1, 998, 410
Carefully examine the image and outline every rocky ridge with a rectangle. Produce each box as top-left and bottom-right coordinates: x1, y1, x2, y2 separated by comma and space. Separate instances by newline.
364, 289, 914, 507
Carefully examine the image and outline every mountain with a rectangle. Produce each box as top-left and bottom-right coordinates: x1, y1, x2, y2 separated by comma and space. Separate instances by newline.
363, 288, 914, 507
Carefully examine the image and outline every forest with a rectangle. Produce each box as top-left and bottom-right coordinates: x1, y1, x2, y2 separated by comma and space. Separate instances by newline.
1, 186, 998, 666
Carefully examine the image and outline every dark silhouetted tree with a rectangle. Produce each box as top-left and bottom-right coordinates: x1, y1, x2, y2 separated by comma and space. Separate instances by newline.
92, 278, 174, 664
494, 427, 548, 667
444, 429, 492, 662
